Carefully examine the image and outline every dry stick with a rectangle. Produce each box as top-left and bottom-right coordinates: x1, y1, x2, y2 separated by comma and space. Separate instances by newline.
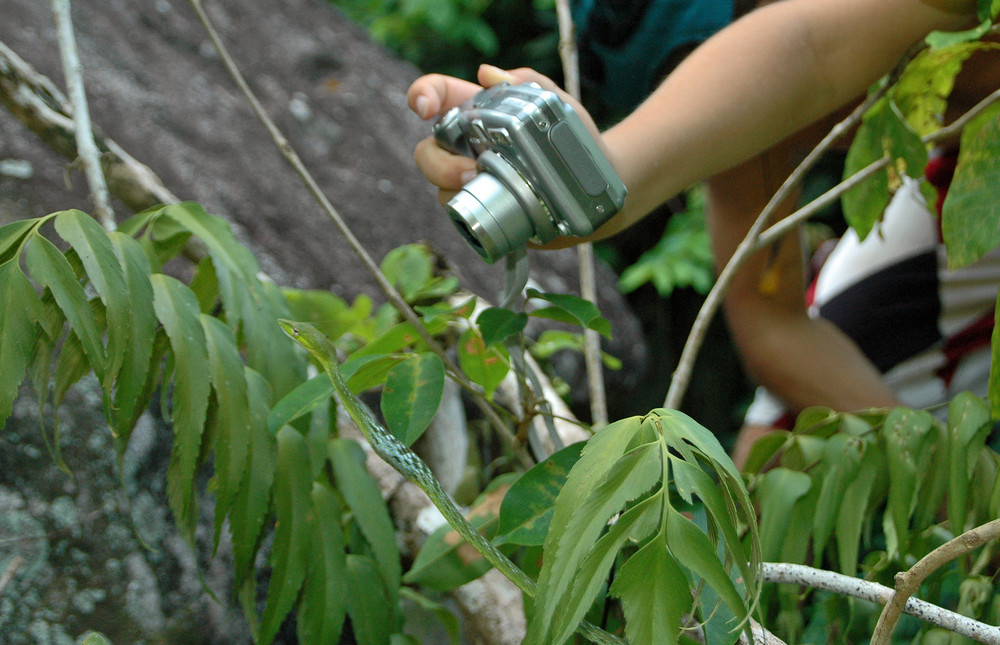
51, 0, 115, 230
185, 0, 531, 468
871, 519, 1000, 645
555, 0, 608, 426
764, 562, 1000, 645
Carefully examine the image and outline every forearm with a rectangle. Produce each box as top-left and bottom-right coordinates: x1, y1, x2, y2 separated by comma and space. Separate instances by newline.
591, 0, 974, 238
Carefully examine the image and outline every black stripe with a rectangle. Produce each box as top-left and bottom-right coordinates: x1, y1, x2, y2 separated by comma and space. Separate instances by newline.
817, 252, 941, 373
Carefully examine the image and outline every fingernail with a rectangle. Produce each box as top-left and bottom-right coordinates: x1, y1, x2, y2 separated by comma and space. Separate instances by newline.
415, 95, 430, 119
460, 169, 478, 184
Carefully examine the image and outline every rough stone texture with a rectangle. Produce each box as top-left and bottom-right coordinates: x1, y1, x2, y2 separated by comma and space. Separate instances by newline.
0, 0, 651, 642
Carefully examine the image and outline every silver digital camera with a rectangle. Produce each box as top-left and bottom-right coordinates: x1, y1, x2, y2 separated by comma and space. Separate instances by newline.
433, 82, 627, 264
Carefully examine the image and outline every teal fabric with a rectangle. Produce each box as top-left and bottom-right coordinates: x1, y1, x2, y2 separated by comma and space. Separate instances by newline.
574, 0, 733, 112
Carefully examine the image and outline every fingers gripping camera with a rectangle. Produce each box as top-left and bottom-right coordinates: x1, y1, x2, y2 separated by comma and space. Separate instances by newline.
433, 83, 627, 264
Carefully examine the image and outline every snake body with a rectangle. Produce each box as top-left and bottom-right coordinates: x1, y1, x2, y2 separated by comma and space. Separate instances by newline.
280, 320, 625, 645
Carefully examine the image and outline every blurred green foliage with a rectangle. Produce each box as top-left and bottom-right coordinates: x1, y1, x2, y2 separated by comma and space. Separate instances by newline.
328, 0, 562, 79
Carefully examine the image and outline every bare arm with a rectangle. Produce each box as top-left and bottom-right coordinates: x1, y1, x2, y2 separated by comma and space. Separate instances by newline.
590, 0, 975, 238
705, 130, 900, 416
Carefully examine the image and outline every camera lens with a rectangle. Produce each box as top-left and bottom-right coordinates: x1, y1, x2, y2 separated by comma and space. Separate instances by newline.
446, 172, 533, 264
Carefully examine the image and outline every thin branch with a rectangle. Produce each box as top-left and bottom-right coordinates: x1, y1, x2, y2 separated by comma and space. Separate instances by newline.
51, 0, 115, 230
0, 557, 23, 598
663, 67, 1000, 411
554, 0, 607, 426
663, 91, 877, 409
763, 562, 1000, 644
871, 518, 1000, 645
185, 0, 532, 468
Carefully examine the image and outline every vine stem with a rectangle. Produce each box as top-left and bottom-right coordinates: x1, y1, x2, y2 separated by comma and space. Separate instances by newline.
186, 0, 532, 468
870, 519, 1000, 645
51, 0, 115, 230
763, 562, 1000, 644
555, 0, 608, 426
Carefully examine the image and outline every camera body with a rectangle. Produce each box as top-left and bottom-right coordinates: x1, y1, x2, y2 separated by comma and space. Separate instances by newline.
433, 82, 626, 264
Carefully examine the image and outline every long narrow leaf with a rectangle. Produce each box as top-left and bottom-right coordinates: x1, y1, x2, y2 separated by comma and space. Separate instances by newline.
297, 482, 348, 645
24, 234, 105, 378
150, 273, 210, 539
528, 440, 662, 645
201, 314, 252, 551
55, 211, 130, 397
259, 426, 313, 645
329, 438, 402, 596
230, 368, 275, 586
107, 232, 156, 443
0, 260, 44, 427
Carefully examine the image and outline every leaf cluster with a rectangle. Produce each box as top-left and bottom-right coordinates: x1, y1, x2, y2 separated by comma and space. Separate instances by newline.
744, 395, 1000, 642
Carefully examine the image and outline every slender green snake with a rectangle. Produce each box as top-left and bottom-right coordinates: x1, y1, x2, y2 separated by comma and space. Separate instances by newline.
280, 320, 626, 645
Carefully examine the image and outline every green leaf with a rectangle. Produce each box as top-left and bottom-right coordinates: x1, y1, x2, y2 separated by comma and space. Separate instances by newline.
880, 408, 934, 559
525, 288, 612, 337
342, 353, 408, 394
893, 42, 986, 134
380, 244, 433, 301
80, 633, 112, 645
297, 482, 348, 645
283, 288, 374, 344
992, 294, 1000, 418
106, 233, 156, 442
666, 508, 748, 628
811, 433, 865, 564
402, 514, 495, 591
267, 372, 335, 435
0, 218, 41, 265
25, 234, 106, 378
841, 99, 911, 240
329, 438, 402, 595
201, 314, 252, 551
457, 327, 508, 398
756, 468, 812, 563
150, 273, 211, 539
528, 440, 663, 645
230, 368, 275, 587
552, 492, 665, 644
55, 210, 130, 397
942, 106, 1000, 268
947, 392, 992, 533
155, 203, 303, 398
381, 352, 445, 446
399, 588, 461, 645
495, 441, 585, 546
835, 440, 884, 574
0, 260, 44, 428
259, 427, 313, 645
476, 307, 528, 347
346, 555, 396, 645
611, 534, 691, 645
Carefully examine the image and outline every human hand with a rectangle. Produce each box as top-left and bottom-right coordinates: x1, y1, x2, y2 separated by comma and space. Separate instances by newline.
406, 64, 602, 207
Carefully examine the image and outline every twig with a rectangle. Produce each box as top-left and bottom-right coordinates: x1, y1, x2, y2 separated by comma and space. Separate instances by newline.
185, 0, 531, 468
0, 557, 24, 597
51, 0, 115, 230
554, 0, 607, 426
871, 518, 1000, 645
763, 562, 1000, 644
736, 618, 788, 645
